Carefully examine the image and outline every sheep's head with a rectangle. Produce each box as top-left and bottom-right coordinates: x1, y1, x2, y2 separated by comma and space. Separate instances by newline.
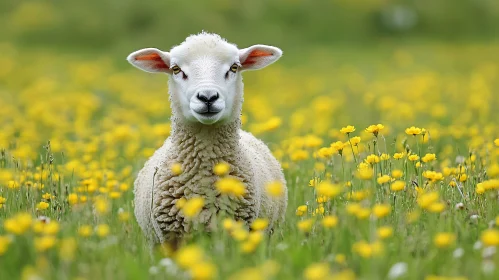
127, 33, 282, 125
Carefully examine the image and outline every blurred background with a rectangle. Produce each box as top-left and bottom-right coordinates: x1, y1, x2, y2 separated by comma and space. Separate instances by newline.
1, 0, 498, 57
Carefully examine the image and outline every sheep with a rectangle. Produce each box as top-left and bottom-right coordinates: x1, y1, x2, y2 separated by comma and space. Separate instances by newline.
127, 32, 287, 244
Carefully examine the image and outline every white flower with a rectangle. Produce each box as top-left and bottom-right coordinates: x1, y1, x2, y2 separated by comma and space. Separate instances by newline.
276, 242, 289, 251
470, 214, 479, 221
474, 241, 483, 250
149, 266, 159, 275
388, 262, 408, 279
453, 248, 464, 258
482, 246, 496, 258
454, 202, 464, 209
482, 261, 495, 274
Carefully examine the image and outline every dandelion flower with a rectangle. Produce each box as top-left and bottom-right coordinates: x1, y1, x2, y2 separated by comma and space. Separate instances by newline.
480, 229, 499, 246
182, 197, 205, 218
213, 162, 230, 176
373, 204, 391, 218
422, 153, 436, 163
434, 232, 456, 248
390, 181, 405, 192
303, 263, 330, 280
171, 163, 183, 176
250, 218, 269, 231
377, 226, 393, 239
321, 215, 338, 228
405, 126, 422, 136
297, 219, 314, 233
365, 124, 384, 136
266, 181, 285, 197
340, 125, 355, 134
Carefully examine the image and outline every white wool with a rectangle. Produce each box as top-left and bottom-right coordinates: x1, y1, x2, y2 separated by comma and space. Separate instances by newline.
128, 32, 286, 244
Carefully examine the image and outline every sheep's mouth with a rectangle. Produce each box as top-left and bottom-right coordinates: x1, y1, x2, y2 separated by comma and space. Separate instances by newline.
194, 108, 222, 118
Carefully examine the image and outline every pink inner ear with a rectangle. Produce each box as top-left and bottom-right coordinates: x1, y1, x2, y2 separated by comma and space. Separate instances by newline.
135, 53, 169, 70
242, 49, 274, 66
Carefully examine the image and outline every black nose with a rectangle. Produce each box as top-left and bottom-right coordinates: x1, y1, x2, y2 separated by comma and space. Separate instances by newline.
197, 91, 219, 106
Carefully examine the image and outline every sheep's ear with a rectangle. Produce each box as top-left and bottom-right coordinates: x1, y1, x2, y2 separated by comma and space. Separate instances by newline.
127, 48, 171, 74
239, 45, 282, 71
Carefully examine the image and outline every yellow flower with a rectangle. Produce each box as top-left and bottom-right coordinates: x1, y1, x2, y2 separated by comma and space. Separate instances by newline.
36, 201, 49, 210
250, 218, 269, 231
94, 197, 109, 215
434, 232, 456, 248
4, 213, 32, 235
316, 181, 342, 198
428, 202, 445, 213
392, 169, 403, 179
390, 181, 405, 192
118, 211, 130, 222
96, 224, 110, 237
190, 261, 217, 280
459, 173, 467, 182
373, 204, 391, 218
213, 162, 230, 176
380, 153, 390, 160
303, 263, 330, 280
408, 154, 419, 161
0, 196, 6, 204
350, 136, 361, 146
182, 197, 205, 218
321, 215, 338, 228
334, 254, 346, 264
355, 208, 371, 220
0, 235, 12, 256
216, 177, 246, 196
176, 197, 187, 209
476, 183, 485, 194
309, 177, 321, 187
43, 221, 60, 235
417, 192, 439, 209
365, 124, 384, 136
353, 241, 383, 258
34, 236, 57, 252
423, 171, 444, 182
377, 226, 393, 239
377, 175, 391, 185
59, 238, 77, 262
393, 152, 404, 159
340, 125, 355, 134
330, 141, 345, 152
41, 193, 52, 200
296, 205, 308, 216
232, 228, 249, 241
171, 163, 183, 176
494, 138, 499, 147
480, 229, 499, 246
290, 150, 309, 161
78, 225, 92, 237
297, 219, 314, 233
266, 181, 285, 197
405, 126, 422, 136
357, 166, 373, 180
176, 245, 205, 269
68, 193, 78, 205
365, 154, 380, 164
422, 153, 436, 163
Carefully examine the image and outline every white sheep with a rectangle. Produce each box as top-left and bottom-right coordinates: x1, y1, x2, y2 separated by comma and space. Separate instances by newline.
127, 32, 287, 244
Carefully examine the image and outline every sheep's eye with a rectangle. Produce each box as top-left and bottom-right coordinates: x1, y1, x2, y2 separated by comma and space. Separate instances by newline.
229, 63, 238, 73
171, 66, 181, 75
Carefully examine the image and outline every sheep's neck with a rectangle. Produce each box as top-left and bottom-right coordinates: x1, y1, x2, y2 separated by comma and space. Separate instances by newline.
169, 117, 242, 162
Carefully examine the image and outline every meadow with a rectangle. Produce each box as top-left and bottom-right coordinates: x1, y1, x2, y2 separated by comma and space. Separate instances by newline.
1, 38, 499, 280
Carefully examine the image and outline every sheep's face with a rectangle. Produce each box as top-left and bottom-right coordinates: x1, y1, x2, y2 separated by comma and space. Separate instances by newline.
127, 33, 282, 125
